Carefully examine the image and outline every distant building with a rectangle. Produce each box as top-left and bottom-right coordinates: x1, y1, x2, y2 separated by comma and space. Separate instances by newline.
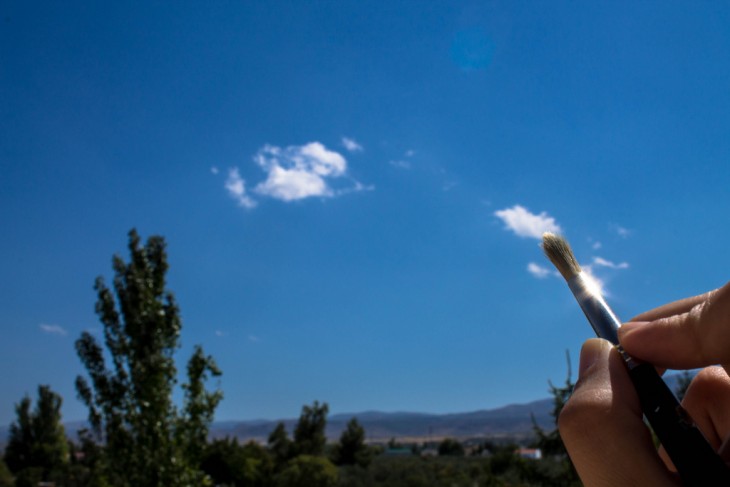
516, 448, 542, 460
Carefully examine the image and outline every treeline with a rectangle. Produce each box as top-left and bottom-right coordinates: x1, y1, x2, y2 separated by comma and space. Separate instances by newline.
0, 230, 581, 486
0, 391, 579, 487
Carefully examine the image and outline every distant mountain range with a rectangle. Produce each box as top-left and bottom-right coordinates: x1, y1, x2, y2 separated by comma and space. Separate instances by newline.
208, 398, 555, 442
0, 373, 689, 445
0, 399, 554, 446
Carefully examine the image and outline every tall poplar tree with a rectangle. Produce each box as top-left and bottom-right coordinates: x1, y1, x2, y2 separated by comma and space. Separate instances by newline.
74, 229, 222, 487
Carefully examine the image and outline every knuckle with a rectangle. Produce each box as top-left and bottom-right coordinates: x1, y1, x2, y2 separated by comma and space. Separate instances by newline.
685, 367, 729, 403
558, 391, 611, 440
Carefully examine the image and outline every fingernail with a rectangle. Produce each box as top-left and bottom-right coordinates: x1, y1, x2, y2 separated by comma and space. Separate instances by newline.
578, 339, 608, 376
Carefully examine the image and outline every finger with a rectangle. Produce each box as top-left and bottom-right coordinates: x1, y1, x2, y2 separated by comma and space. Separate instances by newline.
619, 281, 730, 369
630, 290, 717, 322
559, 339, 680, 486
656, 367, 730, 472
679, 367, 730, 450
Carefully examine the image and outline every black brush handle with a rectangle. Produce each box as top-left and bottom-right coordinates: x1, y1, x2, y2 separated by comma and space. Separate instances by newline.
628, 362, 730, 486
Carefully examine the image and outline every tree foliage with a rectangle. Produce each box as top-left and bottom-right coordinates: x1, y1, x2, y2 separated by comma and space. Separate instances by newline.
74, 229, 222, 486
332, 418, 372, 467
0, 460, 12, 487
437, 438, 465, 457
531, 350, 580, 485
3, 385, 69, 485
275, 455, 338, 487
293, 401, 329, 457
201, 438, 273, 487
268, 422, 293, 466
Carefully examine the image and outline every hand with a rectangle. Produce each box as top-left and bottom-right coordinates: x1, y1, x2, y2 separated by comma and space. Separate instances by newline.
558, 281, 730, 486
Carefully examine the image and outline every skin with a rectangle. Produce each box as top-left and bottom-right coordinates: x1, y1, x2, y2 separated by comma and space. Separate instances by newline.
559, 281, 730, 486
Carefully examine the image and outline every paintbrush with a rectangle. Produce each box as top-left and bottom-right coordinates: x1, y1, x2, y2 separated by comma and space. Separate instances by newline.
542, 232, 730, 486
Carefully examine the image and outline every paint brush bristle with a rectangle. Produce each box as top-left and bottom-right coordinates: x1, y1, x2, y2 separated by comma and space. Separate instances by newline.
542, 232, 582, 281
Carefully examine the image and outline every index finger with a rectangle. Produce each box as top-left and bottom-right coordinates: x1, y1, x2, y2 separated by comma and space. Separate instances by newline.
619, 282, 730, 370
630, 289, 718, 322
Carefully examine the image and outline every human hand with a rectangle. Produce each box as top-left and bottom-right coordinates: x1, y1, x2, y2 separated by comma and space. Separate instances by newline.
559, 282, 730, 486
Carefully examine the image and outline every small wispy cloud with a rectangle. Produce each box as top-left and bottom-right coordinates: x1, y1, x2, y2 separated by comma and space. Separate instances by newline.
248, 335, 261, 343
612, 225, 631, 238
39, 324, 67, 336
225, 168, 257, 209
405, 149, 415, 157
210, 166, 219, 175
341, 137, 363, 152
215, 330, 228, 337
494, 205, 561, 239
593, 257, 629, 270
527, 262, 553, 279
389, 159, 411, 170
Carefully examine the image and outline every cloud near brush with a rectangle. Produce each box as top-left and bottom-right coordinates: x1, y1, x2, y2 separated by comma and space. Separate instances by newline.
527, 262, 553, 279
224, 141, 369, 207
225, 168, 257, 209
341, 136, 363, 152
494, 205, 561, 239
593, 256, 629, 269
39, 323, 67, 336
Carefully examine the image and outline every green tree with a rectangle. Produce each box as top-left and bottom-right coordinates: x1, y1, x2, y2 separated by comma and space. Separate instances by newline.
275, 455, 338, 487
437, 438, 465, 457
201, 438, 273, 487
3, 385, 69, 486
332, 418, 372, 467
293, 401, 329, 457
268, 422, 293, 467
66, 429, 109, 487
532, 350, 580, 485
0, 459, 12, 487
74, 229, 222, 487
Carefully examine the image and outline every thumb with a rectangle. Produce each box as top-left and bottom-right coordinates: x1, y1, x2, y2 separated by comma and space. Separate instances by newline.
559, 339, 679, 486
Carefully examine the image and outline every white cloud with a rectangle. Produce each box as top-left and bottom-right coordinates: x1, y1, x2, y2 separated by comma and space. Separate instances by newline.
40, 324, 67, 336
389, 159, 411, 170
248, 335, 261, 343
527, 262, 553, 279
215, 330, 228, 337
613, 225, 631, 238
254, 142, 364, 202
593, 257, 629, 269
225, 168, 257, 209
494, 205, 561, 239
342, 137, 363, 152
405, 149, 415, 157
211, 166, 219, 175
592, 241, 602, 250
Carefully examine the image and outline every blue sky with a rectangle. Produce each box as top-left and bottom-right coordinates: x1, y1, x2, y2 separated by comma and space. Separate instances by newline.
3, 1, 730, 426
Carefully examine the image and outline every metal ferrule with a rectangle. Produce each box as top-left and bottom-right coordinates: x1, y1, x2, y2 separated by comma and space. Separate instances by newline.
567, 272, 639, 369
567, 272, 621, 344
